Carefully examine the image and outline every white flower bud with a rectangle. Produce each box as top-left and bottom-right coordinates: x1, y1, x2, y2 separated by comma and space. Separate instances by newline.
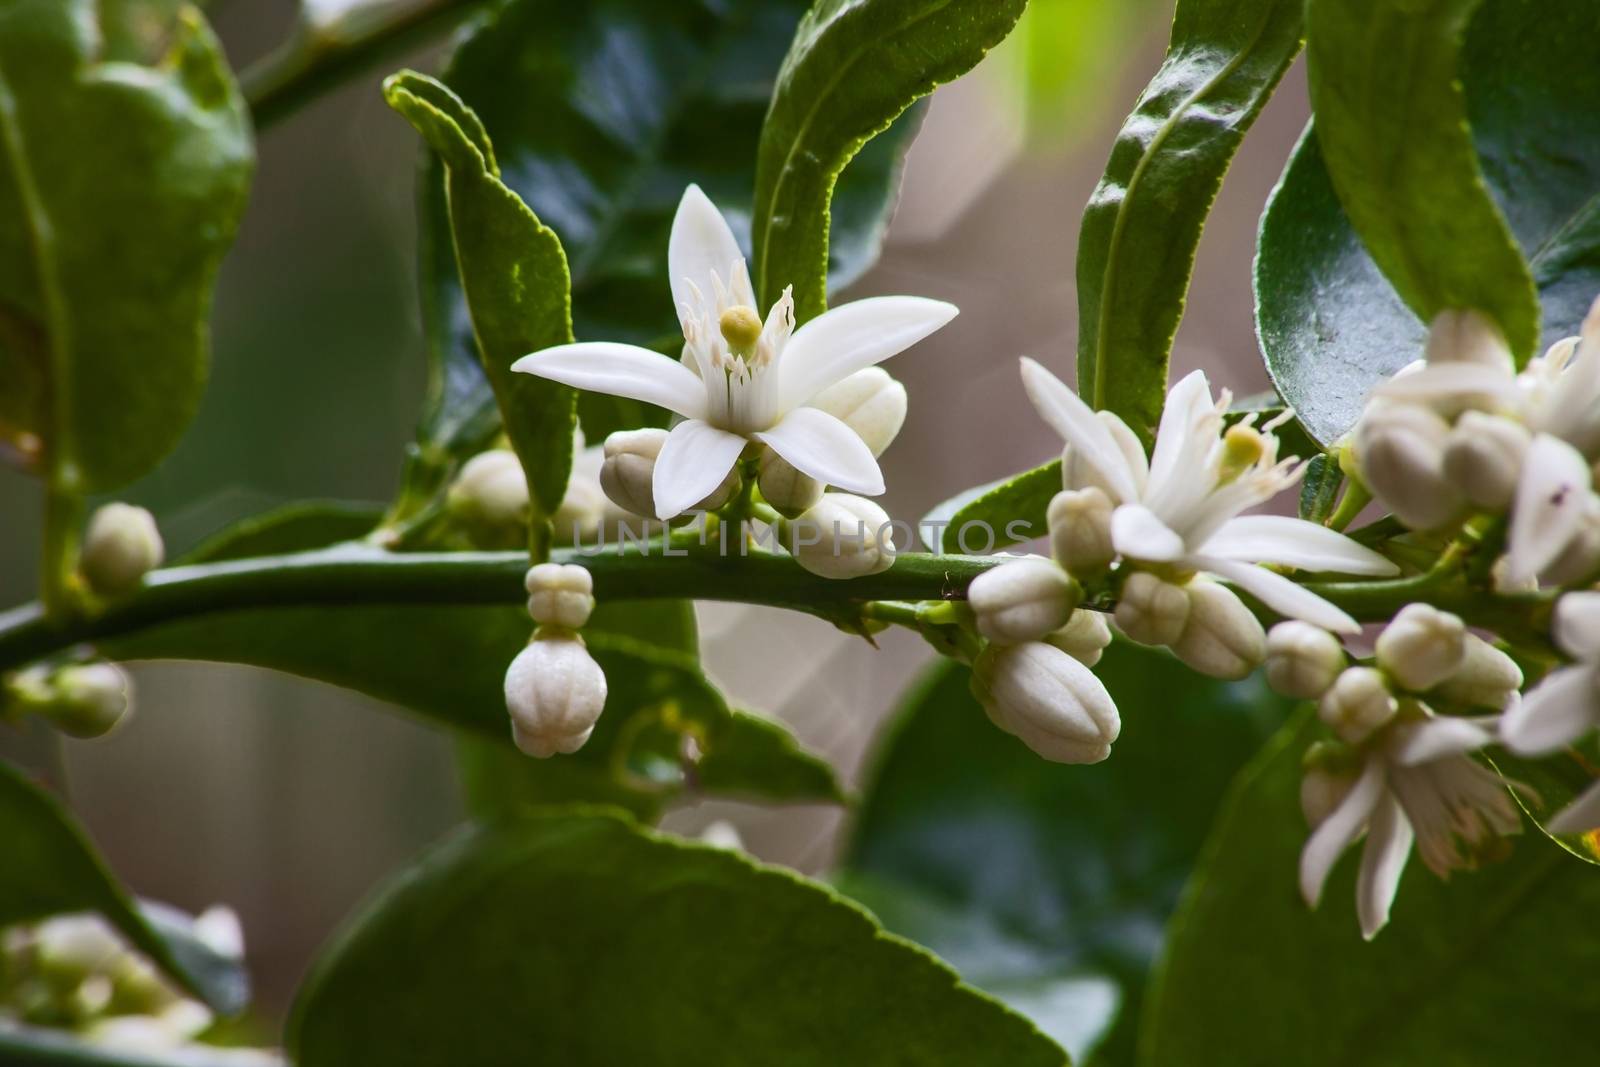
80, 504, 164, 596
1114, 570, 1188, 647
1374, 602, 1466, 691
1441, 411, 1530, 510
49, 662, 132, 739
807, 367, 907, 457
554, 467, 607, 543
1318, 666, 1397, 744
1047, 487, 1115, 576
967, 557, 1079, 645
786, 494, 896, 579
1432, 633, 1523, 710
1424, 308, 1514, 371
446, 450, 528, 544
503, 635, 607, 757
1169, 577, 1266, 680
600, 429, 668, 518
1301, 763, 1359, 829
524, 562, 594, 629
34, 915, 122, 978
1265, 621, 1346, 699
971, 642, 1120, 764
757, 448, 824, 518
1356, 403, 1464, 530
1540, 495, 1600, 587
1045, 609, 1113, 668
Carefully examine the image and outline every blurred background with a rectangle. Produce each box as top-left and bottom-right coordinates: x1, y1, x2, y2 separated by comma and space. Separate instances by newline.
0, 0, 1311, 1022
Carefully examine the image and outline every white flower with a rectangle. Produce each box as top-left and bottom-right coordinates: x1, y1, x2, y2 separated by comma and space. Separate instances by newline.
1020, 359, 1397, 632
1300, 713, 1521, 939
514, 185, 957, 518
1503, 590, 1600, 831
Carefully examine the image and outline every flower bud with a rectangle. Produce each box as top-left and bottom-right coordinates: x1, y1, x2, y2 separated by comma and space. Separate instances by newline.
524, 563, 594, 630
967, 558, 1079, 645
1432, 633, 1523, 710
808, 367, 907, 457
1441, 411, 1529, 510
445, 450, 528, 546
757, 448, 824, 518
600, 429, 668, 518
1265, 621, 1346, 699
971, 642, 1120, 764
1540, 495, 1600, 588
1301, 762, 1360, 829
1169, 577, 1266, 680
1375, 603, 1466, 692
504, 635, 607, 757
1423, 308, 1514, 371
34, 915, 122, 979
1114, 570, 1188, 647
80, 504, 164, 596
1047, 487, 1115, 577
1045, 609, 1113, 668
1356, 403, 1464, 530
46, 662, 132, 738
786, 494, 896, 580
554, 464, 608, 544
1318, 666, 1397, 744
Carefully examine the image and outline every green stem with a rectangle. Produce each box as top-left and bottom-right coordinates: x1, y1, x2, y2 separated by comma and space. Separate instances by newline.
39, 481, 81, 619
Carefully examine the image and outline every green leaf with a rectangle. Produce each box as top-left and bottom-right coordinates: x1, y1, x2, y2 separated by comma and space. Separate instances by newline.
1258, 0, 1600, 446
289, 807, 1066, 1066
926, 459, 1061, 554
1076, 0, 1303, 444
752, 0, 1026, 322
385, 71, 576, 530
1140, 712, 1600, 1065
1489, 747, 1600, 869
841, 647, 1288, 1064
181, 501, 383, 564
1303, 0, 1538, 363
413, 0, 926, 456
0, 0, 251, 488
0, 759, 248, 1014
1297, 454, 1343, 525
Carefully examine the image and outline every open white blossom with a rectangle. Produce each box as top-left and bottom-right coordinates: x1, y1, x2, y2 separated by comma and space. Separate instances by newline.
1300, 713, 1521, 940
1019, 359, 1397, 633
514, 185, 957, 518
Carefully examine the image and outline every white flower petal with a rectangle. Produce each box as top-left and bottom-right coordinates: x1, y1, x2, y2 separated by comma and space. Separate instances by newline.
1547, 778, 1600, 835
780, 296, 958, 408
1197, 556, 1360, 633
1554, 591, 1600, 661
1501, 664, 1599, 756
669, 184, 744, 322
1387, 717, 1493, 767
1019, 358, 1139, 503
1300, 760, 1384, 908
1200, 515, 1400, 576
1100, 410, 1150, 494
1110, 505, 1185, 562
651, 419, 746, 519
1145, 370, 1216, 503
1537, 296, 1600, 443
1372, 361, 1519, 406
513, 343, 708, 421
754, 407, 884, 496
1357, 793, 1414, 940
1505, 434, 1592, 585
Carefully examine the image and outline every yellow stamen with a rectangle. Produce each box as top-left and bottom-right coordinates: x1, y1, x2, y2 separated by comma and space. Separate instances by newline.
719, 305, 763, 359
1219, 424, 1265, 483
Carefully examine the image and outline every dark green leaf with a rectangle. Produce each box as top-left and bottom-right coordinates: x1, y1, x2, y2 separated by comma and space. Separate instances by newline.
415, 0, 925, 454
1076, 0, 1303, 444
181, 501, 383, 564
1489, 747, 1600, 869
1303, 0, 1538, 362
1297, 454, 1342, 524
0, 760, 248, 1014
290, 808, 1066, 1067
1141, 712, 1600, 1065
842, 647, 1288, 1064
0, 0, 251, 488
1258, 0, 1600, 445
386, 72, 576, 527
926, 459, 1061, 554
752, 0, 1026, 322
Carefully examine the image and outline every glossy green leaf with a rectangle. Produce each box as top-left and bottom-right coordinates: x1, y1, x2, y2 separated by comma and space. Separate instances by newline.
101, 602, 838, 821
0, 760, 248, 1014
181, 501, 383, 564
1304, 0, 1538, 363
1297, 454, 1342, 524
414, 0, 925, 457
842, 647, 1288, 1064
0, 0, 251, 488
752, 0, 1026, 321
1489, 747, 1600, 869
1076, 0, 1302, 444
1258, 0, 1600, 446
1141, 712, 1600, 1065
386, 72, 575, 531
290, 808, 1066, 1067
926, 459, 1061, 554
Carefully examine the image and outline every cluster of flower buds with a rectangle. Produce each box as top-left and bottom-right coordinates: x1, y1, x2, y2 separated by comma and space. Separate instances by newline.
502, 563, 606, 757
3, 660, 132, 738
1352, 302, 1600, 587
79, 504, 164, 597
0, 907, 272, 1059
